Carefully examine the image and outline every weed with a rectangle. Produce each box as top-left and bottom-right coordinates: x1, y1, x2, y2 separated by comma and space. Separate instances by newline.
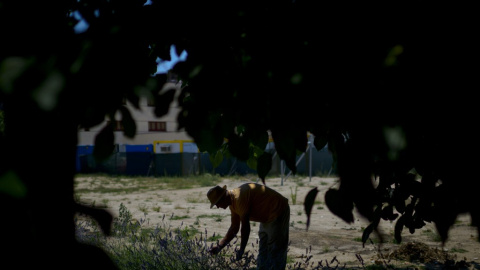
207, 234, 223, 242
101, 198, 109, 207
170, 215, 190, 220
290, 186, 298, 205
138, 203, 148, 214
450, 247, 467, 253
422, 229, 442, 242
186, 197, 202, 203
197, 214, 222, 219
75, 202, 373, 270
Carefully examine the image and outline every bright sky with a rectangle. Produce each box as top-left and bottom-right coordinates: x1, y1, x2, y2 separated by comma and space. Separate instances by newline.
70, 1, 187, 75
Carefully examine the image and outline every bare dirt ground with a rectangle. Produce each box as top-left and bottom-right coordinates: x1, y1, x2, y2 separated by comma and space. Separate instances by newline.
75, 175, 480, 269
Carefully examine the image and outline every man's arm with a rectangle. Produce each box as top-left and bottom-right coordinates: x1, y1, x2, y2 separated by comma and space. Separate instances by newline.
209, 212, 240, 255
236, 213, 250, 260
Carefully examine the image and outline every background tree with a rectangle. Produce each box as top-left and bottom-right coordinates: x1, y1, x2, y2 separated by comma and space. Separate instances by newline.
0, 0, 478, 268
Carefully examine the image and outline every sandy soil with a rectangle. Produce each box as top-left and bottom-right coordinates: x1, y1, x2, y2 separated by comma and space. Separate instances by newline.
74, 175, 480, 269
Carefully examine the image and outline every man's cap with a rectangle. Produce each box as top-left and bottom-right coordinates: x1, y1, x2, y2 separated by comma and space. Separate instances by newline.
207, 185, 227, 209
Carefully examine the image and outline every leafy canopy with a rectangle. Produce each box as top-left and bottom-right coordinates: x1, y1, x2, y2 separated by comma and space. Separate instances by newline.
0, 2, 478, 268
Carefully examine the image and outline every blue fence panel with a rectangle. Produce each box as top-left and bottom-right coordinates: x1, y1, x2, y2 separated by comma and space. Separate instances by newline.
154, 153, 182, 176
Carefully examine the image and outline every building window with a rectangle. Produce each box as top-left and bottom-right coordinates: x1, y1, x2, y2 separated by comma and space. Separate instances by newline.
160, 145, 171, 152
149, 121, 166, 132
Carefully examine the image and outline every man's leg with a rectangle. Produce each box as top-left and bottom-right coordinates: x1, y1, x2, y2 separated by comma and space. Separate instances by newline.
268, 205, 290, 269
257, 223, 269, 269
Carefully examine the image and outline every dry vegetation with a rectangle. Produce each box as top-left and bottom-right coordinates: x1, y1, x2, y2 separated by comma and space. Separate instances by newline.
74, 174, 480, 269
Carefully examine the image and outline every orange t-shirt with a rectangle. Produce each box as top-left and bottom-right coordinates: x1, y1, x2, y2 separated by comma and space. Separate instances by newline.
228, 183, 288, 223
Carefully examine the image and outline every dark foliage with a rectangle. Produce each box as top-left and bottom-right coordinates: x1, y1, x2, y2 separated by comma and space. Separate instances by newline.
1, 0, 478, 268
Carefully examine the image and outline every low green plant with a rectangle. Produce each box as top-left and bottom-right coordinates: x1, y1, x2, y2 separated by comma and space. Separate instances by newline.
450, 247, 467, 253
290, 186, 298, 205
422, 229, 442, 242
101, 198, 109, 207
138, 203, 148, 214
170, 214, 190, 220
75, 202, 370, 270
207, 234, 223, 242
112, 203, 142, 237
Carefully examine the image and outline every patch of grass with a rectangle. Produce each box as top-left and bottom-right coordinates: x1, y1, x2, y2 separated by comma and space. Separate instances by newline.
197, 214, 224, 222
138, 203, 148, 214
74, 174, 222, 195
170, 215, 190, 220
186, 196, 203, 203
286, 255, 295, 264
207, 234, 223, 242
75, 201, 376, 270
422, 229, 442, 242
450, 247, 467, 253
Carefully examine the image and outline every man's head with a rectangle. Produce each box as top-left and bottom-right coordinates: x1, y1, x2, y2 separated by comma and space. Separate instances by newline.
207, 185, 227, 209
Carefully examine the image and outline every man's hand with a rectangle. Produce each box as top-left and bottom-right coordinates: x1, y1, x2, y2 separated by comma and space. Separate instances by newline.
208, 245, 222, 255
235, 249, 244, 261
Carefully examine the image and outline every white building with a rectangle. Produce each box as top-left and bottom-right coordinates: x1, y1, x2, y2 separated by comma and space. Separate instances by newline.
77, 72, 194, 152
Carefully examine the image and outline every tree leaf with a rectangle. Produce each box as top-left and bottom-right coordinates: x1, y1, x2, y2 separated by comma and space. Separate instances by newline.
313, 135, 328, 151
154, 89, 176, 118
257, 152, 272, 184
209, 150, 223, 168
227, 134, 249, 161
325, 188, 354, 223
119, 106, 136, 138
270, 129, 299, 175
0, 170, 27, 198
246, 156, 257, 170
304, 187, 319, 231
93, 123, 115, 163
362, 223, 375, 247
394, 215, 405, 243
74, 203, 113, 236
